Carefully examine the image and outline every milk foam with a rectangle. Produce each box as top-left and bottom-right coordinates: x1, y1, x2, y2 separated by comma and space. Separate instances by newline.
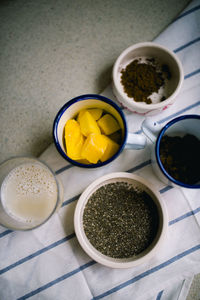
1, 162, 58, 226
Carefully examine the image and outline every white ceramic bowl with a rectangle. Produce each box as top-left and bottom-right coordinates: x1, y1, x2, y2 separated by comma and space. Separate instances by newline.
74, 172, 167, 268
112, 42, 184, 115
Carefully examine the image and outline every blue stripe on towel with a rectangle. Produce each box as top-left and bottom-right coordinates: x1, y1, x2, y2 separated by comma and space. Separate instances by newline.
0, 229, 12, 238
169, 207, 200, 225
156, 290, 164, 300
174, 37, 200, 53
157, 101, 200, 125
17, 260, 96, 300
159, 186, 173, 194
92, 244, 200, 300
55, 164, 73, 175
184, 68, 200, 79
127, 160, 151, 173
17, 244, 200, 300
0, 233, 75, 275
175, 4, 200, 21
169, 207, 200, 226
136, 99, 200, 135
61, 194, 80, 207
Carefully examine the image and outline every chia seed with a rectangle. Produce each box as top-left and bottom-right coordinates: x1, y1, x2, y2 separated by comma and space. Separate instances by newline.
83, 182, 159, 258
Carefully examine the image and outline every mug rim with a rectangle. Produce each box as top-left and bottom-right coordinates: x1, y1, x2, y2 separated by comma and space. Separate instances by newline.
155, 114, 200, 189
53, 94, 128, 168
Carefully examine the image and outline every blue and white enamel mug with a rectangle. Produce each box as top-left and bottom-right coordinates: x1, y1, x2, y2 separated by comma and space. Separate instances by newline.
53, 94, 146, 168
142, 115, 200, 188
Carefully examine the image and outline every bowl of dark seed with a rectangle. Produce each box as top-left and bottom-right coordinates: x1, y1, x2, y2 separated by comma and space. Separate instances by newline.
112, 42, 184, 115
74, 172, 167, 268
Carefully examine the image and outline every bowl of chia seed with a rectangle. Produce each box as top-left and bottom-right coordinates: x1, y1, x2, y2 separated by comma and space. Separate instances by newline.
112, 42, 183, 115
74, 172, 167, 268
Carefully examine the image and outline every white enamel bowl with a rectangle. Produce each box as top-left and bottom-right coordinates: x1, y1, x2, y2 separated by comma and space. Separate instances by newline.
74, 172, 167, 268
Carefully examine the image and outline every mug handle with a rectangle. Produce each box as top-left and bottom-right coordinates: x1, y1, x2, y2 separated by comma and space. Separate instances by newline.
125, 133, 146, 149
141, 119, 162, 143
124, 119, 162, 150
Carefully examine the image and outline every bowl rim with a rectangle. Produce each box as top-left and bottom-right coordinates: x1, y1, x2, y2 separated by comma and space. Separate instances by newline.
52, 94, 127, 168
112, 41, 184, 110
74, 172, 168, 268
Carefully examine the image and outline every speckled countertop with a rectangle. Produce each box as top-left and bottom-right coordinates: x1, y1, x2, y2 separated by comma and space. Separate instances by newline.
0, 0, 199, 299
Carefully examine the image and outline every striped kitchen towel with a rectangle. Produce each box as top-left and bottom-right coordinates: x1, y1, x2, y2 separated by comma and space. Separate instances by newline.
0, 0, 200, 299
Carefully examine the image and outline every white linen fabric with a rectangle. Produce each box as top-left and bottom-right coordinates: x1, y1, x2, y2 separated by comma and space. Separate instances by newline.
0, 0, 200, 299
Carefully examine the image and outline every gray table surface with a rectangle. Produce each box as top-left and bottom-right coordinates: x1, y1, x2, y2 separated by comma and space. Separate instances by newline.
0, 0, 199, 299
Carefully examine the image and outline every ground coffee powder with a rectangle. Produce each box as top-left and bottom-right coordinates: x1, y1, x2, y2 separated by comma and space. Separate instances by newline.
160, 134, 200, 185
120, 58, 169, 104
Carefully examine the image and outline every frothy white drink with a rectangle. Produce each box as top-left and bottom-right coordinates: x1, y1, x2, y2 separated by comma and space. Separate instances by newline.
1, 162, 58, 226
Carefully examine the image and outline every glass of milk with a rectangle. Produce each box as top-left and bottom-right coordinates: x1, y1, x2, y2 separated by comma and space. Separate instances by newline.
0, 156, 63, 230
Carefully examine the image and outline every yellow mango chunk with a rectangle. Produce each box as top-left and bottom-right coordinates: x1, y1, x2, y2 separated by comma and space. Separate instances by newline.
67, 134, 85, 160
97, 114, 120, 135
100, 136, 120, 162
81, 133, 108, 164
65, 119, 81, 144
79, 111, 101, 137
77, 110, 86, 123
77, 108, 103, 123
88, 108, 103, 120
64, 119, 84, 160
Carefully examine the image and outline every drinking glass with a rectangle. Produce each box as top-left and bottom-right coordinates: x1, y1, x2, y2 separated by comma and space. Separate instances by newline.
0, 156, 63, 230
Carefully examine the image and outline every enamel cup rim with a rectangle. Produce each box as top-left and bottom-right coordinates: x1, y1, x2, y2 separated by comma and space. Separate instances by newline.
53, 94, 128, 168
74, 172, 168, 268
156, 114, 200, 189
